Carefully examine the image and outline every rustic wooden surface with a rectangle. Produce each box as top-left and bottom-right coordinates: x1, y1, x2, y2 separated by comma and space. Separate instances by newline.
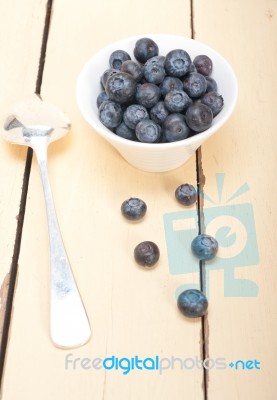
0, 0, 277, 399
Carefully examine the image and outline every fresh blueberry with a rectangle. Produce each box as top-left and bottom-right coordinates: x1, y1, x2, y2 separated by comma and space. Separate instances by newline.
193, 54, 213, 76
143, 61, 165, 84
159, 76, 183, 97
183, 72, 207, 98
121, 197, 147, 220
120, 60, 144, 82
134, 241, 160, 267
164, 89, 192, 113
191, 234, 218, 260
162, 113, 190, 142
96, 91, 109, 108
101, 68, 118, 88
164, 49, 192, 77
99, 100, 123, 129
105, 72, 137, 104
145, 55, 165, 66
185, 103, 213, 132
177, 289, 208, 318
200, 91, 224, 116
123, 104, 149, 129
150, 101, 169, 125
115, 122, 137, 141
136, 83, 161, 108
109, 50, 131, 70
175, 183, 197, 205
134, 37, 159, 64
205, 77, 218, 93
135, 119, 162, 143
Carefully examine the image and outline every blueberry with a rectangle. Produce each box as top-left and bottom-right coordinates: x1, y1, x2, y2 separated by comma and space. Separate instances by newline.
123, 104, 149, 129
177, 289, 208, 318
162, 113, 190, 142
193, 55, 213, 76
205, 76, 218, 93
134, 37, 159, 64
185, 103, 213, 132
160, 76, 183, 97
150, 101, 169, 125
164, 49, 192, 77
144, 59, 166, 84
115, 122, 137, 141
164, 89, 192, 113
99, 100, 123, 129
121, 60, 143, 82
191, 234, 218, 260
134, 241, 160, 267
175, 183, 197, 205
200, 91, 224, 116
183, 72, 207, 98
105, 72, 137, 104
121, 197, 147, 220
135, 119, 162, 143
101, 68, 118, 88
109, 50, 131, 70
96, 91, 109, 108
145, 55, 165, 66
136, 83, 161, 108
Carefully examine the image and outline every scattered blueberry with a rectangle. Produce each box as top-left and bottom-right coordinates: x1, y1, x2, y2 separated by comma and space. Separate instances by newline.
162, 113, 190, 142
200, 91, 224, 116
193, 54, 213, 76
105, 72, 137, 104
134, 37, 159, 64
160, 76, 183, 97
96, 91, 109, 108
175, 183, 197, 205
177, 289, 208, 318
136, 83, 161, 108
121, 197, 147, 220
115, 122, 137, 141
150, 101, 169, 125
109, 50, 131, 70
121, 60, 144, 82
205, 76, 218, 93
123, 104, 149, 129
99, 100, 123, 129
164, 89, 192, 113
136, 119, 162, 143
191, 234, 218, 260
185, 103, 213, 132
164, 49, 192, 77
183, 72, 207, 98
134, 241, 160, 267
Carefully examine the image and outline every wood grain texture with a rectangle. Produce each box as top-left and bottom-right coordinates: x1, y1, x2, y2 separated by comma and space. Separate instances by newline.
1, 1, 206, 399
0, 0, 48, 353
193, 0, 277, 398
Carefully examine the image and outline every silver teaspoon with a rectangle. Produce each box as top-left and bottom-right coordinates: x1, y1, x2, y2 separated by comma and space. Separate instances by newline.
2, 94, 91, 348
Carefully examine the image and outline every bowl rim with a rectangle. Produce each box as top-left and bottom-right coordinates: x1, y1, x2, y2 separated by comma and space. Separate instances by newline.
76, 33, 238, 150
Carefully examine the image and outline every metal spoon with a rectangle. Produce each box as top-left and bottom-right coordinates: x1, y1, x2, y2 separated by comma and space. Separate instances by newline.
2, 94, 91, 348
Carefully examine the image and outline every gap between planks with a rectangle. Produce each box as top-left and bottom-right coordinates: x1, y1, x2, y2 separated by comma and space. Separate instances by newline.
0, 0, 54, 391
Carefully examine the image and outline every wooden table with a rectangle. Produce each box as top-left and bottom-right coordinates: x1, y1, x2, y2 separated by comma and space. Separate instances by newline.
0, 0, 276, 399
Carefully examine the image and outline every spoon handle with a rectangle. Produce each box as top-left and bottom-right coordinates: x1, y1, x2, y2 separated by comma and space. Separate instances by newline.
35, 142, 91, 348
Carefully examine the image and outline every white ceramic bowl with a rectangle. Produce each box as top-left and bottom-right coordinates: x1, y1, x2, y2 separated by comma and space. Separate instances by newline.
76, 34, 238, 172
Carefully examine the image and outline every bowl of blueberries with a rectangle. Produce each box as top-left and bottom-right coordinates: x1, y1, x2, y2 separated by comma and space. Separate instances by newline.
76, 34, 238, 172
